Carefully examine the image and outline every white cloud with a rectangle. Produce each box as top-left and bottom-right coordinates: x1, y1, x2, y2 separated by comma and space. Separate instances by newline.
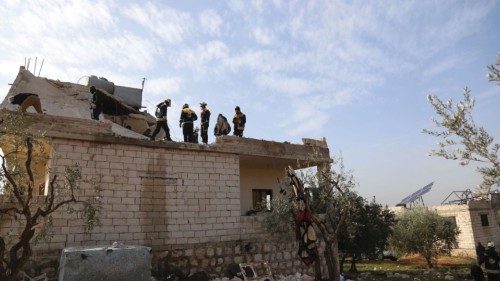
252, 27, 274, 45
424, 56, 463, 78
199, 9, 223, 36
228, 0, 245, 13
251, 0, 264, 13
141, 77, 183, 112
145, 77, 182, 97
255, 74, 313, 96
173, 41, 230, 74
121, 2, 191, 44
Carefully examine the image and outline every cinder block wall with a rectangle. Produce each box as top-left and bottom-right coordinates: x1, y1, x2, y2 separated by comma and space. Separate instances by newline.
433, 204, 475, 256
1, 138, 317, 276
45, 138, 242, 249
431, 201, 500, 257
468, 200, 500, 247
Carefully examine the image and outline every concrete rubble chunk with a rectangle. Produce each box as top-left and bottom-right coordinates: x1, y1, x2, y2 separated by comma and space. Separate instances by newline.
58, 243, 152, 281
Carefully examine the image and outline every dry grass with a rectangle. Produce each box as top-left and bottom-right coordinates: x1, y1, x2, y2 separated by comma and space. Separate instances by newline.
342, 255, 476, 281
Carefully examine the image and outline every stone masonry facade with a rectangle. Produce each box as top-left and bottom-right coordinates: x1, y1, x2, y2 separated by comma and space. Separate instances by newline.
0, 136, 323, 276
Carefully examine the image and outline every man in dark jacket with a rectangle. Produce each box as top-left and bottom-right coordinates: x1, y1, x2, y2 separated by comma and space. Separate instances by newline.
9, 93, 43, 114
232, 106, 246, 137
214, 114, 231, 136
484, 242, 500, 281
89, 86, 104, 120
199, 102, 211, 144
150, 99, 172, 141
477, 242, 486, 265
179, 104, 198, 143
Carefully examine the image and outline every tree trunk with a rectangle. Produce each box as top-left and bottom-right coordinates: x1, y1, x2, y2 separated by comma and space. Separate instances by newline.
331, 238, 341, 281
314, 249, 322, 281
324, 238, 341, 281
324, 244, 335, 281
340, 254, 346, 274
349, 257, 357, 273
424, 256, 434, 269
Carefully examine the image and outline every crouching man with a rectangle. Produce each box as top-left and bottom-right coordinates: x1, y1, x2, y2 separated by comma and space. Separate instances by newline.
9, 93, 43, 114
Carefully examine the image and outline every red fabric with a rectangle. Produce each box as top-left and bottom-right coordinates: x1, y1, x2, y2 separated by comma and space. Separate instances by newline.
296, 210, 313, 223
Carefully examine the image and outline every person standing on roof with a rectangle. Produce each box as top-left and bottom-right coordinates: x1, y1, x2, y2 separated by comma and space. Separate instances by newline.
150, 99, 172, 141
214, 114, 231, 136
232, 106, 246, 137
193, 127, 199, 144
199, 102, 211, 144
179, 103, 197, 143
9, 93, 43, 114
89, 86, 104, 120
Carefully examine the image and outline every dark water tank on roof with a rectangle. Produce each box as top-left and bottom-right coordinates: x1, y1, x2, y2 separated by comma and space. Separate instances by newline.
88, 75, 115, 94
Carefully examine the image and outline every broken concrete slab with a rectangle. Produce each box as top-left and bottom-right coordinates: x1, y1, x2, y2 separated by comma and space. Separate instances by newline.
58, 244, 152, 281
1, 66, 155, 138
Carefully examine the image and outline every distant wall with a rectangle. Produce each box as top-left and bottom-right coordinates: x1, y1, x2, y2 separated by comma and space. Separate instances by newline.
391, 201, 500, 257
468, 200, 500, 247
433, 204, 475, 256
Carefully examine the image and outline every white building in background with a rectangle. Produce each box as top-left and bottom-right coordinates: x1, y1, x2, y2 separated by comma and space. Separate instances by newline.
391, 194, 500, 256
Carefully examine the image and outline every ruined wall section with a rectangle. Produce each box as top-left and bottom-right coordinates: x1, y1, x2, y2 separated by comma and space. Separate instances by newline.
1, 138, 241, 255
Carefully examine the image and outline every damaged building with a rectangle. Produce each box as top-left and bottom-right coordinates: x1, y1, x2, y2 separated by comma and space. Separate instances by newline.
0, 67, 331, 276
391, 192, 500, 257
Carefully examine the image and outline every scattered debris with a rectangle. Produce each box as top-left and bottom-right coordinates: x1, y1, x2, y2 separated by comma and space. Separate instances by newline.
239, 262, 273, 281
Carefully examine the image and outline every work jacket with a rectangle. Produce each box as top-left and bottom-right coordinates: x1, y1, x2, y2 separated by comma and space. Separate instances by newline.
233, 112, 246, 130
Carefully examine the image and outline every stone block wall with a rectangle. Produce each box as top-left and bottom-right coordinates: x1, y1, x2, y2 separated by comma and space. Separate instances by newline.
468, 200, 500, 247
2, 137, 241, 254
1, 137, 322, 276
433, 204, 475, 255
161, 240, 316, 277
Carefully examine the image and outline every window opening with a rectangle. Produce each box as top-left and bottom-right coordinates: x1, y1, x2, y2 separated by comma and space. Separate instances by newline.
480, 214, 489, 226
252, 189, 272, 211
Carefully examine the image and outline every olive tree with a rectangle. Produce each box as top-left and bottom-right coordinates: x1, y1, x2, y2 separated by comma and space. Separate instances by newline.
0, 112, 102, 281
389, 207, 459, 268
262, 155, 357, 281
424, 55, 500, 196
338, 197, 395, 272
487, 53, 499, 83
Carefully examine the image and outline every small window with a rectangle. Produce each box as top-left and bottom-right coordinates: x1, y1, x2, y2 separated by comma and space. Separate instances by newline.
252, 189, 272, 211
444, 216, 457, 226
480, 214, 489, 226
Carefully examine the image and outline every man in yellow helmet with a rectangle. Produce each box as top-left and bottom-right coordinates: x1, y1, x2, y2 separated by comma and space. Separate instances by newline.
232, 106, 246, 137
199, 102, 211, 144
179, 104, 198, 142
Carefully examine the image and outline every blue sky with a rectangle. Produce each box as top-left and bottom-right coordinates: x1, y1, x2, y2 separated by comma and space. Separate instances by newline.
0, 0, 498, 206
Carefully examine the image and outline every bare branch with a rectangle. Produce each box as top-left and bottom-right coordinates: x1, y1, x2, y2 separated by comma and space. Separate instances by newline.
1, 156, 24, 207
0, 207, 22, 216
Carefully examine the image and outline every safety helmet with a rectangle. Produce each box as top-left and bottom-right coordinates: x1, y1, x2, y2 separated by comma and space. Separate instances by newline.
487, 241, 495, 247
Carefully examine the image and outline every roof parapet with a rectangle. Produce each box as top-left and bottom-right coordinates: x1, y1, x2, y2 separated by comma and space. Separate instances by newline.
302, 137, 328, 148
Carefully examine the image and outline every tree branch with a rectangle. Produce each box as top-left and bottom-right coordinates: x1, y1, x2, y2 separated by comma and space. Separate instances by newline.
1, 156, 25, 207
0, 207, 22, 216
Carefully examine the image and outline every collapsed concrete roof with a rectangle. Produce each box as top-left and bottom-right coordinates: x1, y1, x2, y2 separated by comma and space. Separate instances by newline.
1, 67, 154, 139
0, 67, 331, 168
